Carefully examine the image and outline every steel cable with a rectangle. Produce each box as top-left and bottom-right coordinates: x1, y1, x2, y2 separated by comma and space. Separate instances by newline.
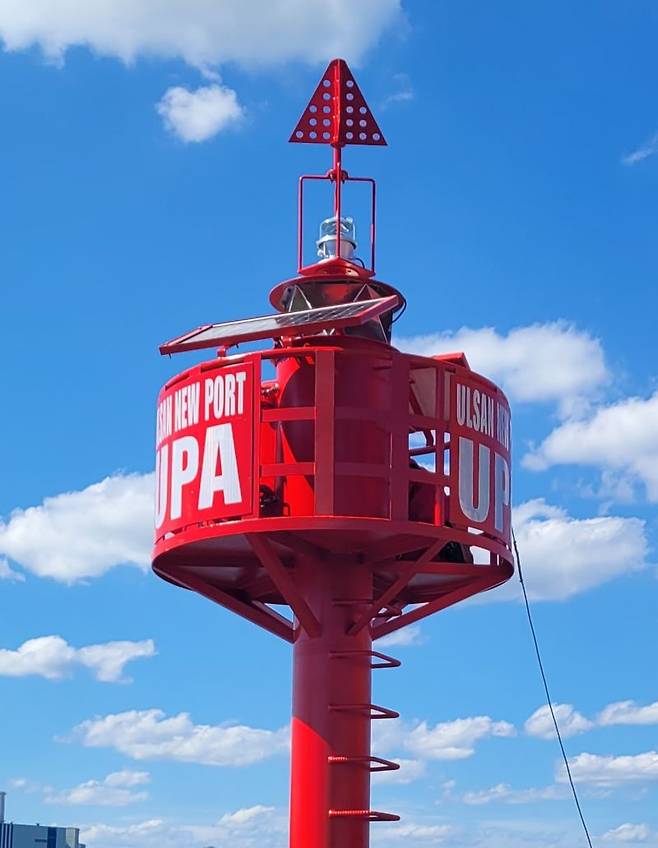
511, 527, 594, 848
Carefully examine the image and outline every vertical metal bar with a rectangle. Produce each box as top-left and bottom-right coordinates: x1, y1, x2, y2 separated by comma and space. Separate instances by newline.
390, 353, 409, 521
333, 57, 343, 261
342, 176, 377, 273
334, 146, 342, 260
253, 353, 263, 518
435, 363, 443, 526
298, 176, 305, 271
314, 350, 335, 515
370, 178, 377, 273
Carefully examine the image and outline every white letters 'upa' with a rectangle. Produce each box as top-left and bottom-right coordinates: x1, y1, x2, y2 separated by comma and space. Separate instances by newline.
198, 424, 242, 508
458, 436, 511, 532
171, 436, 199, 520
494, 453, 510, 533
155, 444, 169, 529
156, 425, 243, 527
458, 436, 490, 523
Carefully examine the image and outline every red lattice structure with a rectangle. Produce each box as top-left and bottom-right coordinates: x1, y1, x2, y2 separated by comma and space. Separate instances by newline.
153, 59, 514, 848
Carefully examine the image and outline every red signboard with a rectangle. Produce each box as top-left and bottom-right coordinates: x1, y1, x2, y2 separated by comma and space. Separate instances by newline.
448, 371, 512, 546
154, 362, 255, 540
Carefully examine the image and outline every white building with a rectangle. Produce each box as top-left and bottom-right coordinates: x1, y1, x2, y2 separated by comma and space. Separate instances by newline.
0, 793, 85, 848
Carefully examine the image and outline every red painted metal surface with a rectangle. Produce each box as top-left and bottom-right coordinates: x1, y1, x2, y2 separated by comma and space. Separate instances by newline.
152, 58, 515, 848
155, 361, 255, 535
289, 556, 395, 848
290, 58, 386, 147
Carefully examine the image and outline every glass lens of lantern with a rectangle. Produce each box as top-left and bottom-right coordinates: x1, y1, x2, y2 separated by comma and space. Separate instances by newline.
316, 216, 357, 260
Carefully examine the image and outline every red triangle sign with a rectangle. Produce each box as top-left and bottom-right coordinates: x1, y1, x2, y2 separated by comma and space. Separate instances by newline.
290, 58, 386, 147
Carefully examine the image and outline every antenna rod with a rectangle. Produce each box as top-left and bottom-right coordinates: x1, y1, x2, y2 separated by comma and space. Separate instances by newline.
332, 57, 343, 261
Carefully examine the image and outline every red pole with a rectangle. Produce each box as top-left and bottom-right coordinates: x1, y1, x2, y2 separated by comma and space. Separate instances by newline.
290, 555, 373, 848
333, 144, 343, 260
333, 56, 343, 262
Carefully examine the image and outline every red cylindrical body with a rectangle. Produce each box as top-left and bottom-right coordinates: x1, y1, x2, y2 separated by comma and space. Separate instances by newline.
291, 555, 374, 848
277, 339, 393, 518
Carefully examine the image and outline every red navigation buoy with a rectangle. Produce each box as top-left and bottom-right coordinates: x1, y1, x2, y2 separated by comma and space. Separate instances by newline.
153, 58, 514, 848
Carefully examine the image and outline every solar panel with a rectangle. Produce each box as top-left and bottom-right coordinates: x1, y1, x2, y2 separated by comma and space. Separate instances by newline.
159, 295, 400, 355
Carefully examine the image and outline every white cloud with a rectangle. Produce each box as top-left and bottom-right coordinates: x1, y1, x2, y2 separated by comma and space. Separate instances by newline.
524, 704, 594, 740
71, 708, 289, 767
217, 805, 275, 826
0, 473, 153, 583
457, 783, 568, 805
8, 777, 40, 793
45, 770, 150, 807
80, 819, 169, 848
382, 72, 414, 109
598, 701, 658, 727
0, 636, 75, 680
400, 322, 609, 417
466, 819, 593, 848
80, 806, 285, 848
77, 640, 156, 683
0, 2, 403, 141
386, 822, 455, 841
0, 1, 402, 69
186, 805, 284, 847
81, 811, 595, 848
0, 557, 25, 582
104, 770, 151, 788
372, 758, 426, 785
372, 714, 515, 763
522, 699, 658, 742
507, 499, 647, 601
376, 624, 424, 648
602, 823, 653, 843
623, 133, 658, 166
157, 84, 243, 142
405, 716, 515, 761
524, 392, 658, 502
561, 752, 658, 787
0, 636, 155, 683
371, 712, 408, 754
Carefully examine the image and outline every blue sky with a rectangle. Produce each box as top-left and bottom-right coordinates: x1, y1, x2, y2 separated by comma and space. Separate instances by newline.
1, 1, 657, 846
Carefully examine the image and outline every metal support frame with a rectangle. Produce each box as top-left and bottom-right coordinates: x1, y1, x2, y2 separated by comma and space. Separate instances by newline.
247, 534, 321, 638
373, 575, 504, 640
298, 172, 377, 272
156, 566, 294, 643
348, 539, 445, 635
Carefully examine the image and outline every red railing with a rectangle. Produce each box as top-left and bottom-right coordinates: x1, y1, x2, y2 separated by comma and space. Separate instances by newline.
256, 346, 451, 526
